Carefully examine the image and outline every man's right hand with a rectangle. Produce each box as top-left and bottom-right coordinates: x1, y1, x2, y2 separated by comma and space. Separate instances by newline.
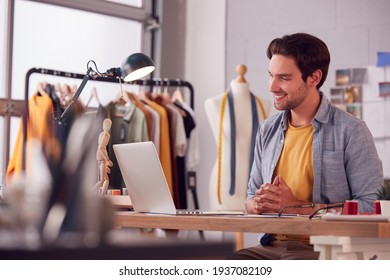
247, 182, 281, 214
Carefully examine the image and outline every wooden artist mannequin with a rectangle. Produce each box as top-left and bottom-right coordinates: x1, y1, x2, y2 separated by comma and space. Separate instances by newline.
93, 118, 113, 194
204, 65, 270, 210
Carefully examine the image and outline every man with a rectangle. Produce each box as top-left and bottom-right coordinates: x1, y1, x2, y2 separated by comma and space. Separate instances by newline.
233, 33, 383, 260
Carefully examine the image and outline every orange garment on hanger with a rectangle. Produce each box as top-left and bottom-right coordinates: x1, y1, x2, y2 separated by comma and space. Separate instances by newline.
6, 92, 60, 183
148, 101, 173, 195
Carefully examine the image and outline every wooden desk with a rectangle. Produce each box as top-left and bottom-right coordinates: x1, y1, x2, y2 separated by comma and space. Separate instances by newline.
115, 212, 390, 237
114, 212, 390, 259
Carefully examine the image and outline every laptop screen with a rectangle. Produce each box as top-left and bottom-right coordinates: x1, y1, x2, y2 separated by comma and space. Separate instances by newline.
113, 141, 177, 214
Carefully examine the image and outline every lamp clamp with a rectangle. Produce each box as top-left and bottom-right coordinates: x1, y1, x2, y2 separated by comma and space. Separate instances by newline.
104, 67, 122, 78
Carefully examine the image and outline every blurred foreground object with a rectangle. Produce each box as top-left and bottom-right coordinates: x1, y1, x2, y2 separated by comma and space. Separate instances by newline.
1, 115, 114, 249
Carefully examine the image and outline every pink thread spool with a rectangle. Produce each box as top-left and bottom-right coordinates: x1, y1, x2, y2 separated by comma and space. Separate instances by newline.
374, 200, 381, 214
345, 200, 358, 215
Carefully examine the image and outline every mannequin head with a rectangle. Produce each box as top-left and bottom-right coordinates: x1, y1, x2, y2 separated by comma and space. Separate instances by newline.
235, 64, 247, 83
102, 118, 112, 132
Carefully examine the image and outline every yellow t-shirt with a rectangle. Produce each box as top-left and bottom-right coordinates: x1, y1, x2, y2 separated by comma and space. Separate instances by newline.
274, 122, 314, 201
274, 122, 314, 242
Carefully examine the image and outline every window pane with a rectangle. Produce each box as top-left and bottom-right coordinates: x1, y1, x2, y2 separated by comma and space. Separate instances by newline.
105, 0, 143, 8
12, 0, 142, 100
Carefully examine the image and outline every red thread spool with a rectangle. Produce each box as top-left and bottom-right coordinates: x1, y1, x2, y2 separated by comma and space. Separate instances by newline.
374, 200, 381, 214
111, 189, 121, 196
345, 200, 358, 215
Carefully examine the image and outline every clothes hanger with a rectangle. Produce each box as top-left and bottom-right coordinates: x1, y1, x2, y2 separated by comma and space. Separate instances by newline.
113, 76, 135, 105
138, 79, 154, 106
53, 82, 65, 105
36, 82, 48, 96
127, 91, 140, 104
162, 80, 185, 119
171, 78, 185, 105
162, 78, 173, 105
114, 90, 132, 105
151, 78, 163, 100
85, 87, 102, 108
123, 82, 141, 104
60, 83, 73, 108
111, 92, 132, 118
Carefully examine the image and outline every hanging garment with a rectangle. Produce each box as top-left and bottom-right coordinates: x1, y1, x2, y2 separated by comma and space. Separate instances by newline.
173, 101, 199, 207
143, 104, 161, 155
106, 101, 149, 189
127, 92, 153, 140
174, 101, 199, 171
166, 104, 187, 157
146, 101, 173, 195
166, 103, 188, 208
6, 92, 60, 182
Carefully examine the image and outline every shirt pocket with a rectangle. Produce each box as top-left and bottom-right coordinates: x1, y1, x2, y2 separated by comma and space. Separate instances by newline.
322, 150, 349, 191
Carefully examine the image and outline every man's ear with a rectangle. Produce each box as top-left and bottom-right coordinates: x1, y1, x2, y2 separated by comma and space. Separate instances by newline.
308, 69, 322, 87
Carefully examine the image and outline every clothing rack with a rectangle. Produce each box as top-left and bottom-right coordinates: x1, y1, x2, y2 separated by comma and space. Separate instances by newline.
23, 68, 202, 239
25, 67, 194, 109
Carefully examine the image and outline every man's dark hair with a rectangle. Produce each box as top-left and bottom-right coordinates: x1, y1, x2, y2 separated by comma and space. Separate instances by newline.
266, 33, 330, 89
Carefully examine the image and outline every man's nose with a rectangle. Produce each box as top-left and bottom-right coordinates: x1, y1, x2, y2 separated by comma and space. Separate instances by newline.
269, 77, 280, 92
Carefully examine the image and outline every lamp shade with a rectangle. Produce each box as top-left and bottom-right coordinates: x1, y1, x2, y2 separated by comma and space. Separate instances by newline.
121, 52, 155, 82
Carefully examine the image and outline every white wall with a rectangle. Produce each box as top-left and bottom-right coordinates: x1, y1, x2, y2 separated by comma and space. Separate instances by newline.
184, 0, 227, 212
183, 0, 229, 242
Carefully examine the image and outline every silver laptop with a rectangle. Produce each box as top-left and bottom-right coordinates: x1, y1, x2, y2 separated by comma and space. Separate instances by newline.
113, 141, 244, 216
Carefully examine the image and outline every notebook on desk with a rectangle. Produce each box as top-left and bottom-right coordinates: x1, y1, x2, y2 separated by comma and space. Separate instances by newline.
113, 141, 244, 216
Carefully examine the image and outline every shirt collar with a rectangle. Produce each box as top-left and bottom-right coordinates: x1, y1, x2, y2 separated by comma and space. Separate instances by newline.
313, 92, 331, 124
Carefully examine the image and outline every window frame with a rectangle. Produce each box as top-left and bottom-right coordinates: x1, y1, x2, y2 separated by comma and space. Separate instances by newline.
0, 0, 155, 186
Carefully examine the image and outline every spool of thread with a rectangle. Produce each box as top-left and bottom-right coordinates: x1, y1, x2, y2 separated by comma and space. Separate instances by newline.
111, 189, 121, 196
345, 200, 358, 215
374, 200, 381, 214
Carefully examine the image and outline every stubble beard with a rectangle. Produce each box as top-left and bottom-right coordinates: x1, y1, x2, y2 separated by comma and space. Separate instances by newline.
273, 82, 309, 111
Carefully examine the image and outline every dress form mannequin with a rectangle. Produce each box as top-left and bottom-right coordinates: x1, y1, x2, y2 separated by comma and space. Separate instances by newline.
205, 65, 270, 210
93, 118, 113, 195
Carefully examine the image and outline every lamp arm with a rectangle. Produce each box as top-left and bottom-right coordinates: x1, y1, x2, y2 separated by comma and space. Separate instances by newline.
57, 67, 93, 126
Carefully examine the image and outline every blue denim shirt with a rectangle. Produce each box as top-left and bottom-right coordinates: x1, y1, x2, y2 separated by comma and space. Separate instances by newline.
247, 93, 383, 213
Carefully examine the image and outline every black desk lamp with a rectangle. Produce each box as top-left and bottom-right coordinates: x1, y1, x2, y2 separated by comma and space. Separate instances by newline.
56, 52, 155, 126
